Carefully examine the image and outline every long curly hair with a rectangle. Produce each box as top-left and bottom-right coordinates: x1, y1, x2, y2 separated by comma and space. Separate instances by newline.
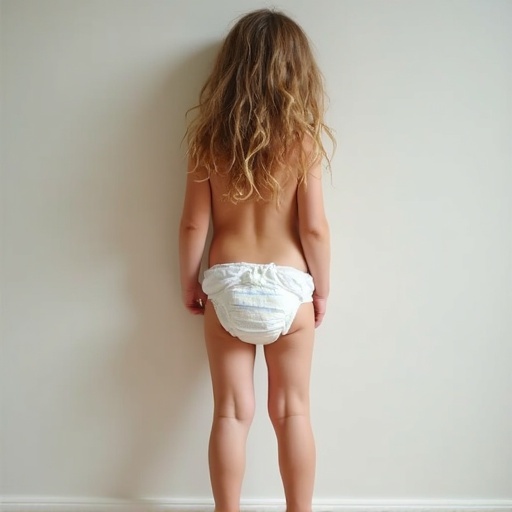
186, 8, 335, 203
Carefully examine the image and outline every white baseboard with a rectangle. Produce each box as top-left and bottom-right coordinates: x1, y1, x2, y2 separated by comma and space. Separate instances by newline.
1, 497, 512, 512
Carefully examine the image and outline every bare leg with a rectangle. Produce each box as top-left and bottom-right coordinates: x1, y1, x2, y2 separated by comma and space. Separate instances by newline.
264, 303, 316, 512
204, 301, 256, 512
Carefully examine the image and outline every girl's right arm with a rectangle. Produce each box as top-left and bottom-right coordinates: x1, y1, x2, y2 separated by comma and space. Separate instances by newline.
297, 156, 331, 327
179, 159, 211, 315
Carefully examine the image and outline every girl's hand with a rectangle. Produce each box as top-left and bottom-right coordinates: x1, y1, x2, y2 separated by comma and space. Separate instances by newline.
182, 282, 208, 315
313, 294, 327, 328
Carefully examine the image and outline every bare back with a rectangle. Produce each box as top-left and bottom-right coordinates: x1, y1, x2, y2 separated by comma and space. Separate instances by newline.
208, 168, 308, 272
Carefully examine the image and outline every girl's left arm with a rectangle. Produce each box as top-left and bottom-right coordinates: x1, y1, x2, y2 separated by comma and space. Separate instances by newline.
179, 159, 211, 314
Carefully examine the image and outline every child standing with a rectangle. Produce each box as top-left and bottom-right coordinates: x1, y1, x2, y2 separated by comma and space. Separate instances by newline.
179, 9, 334, 512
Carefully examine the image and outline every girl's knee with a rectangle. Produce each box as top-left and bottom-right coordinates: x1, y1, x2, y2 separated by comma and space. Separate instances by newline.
215, 394, 256, 423
267, 392, 310, 424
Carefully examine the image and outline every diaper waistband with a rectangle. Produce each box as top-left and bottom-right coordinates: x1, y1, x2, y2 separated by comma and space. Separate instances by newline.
203, 262, 314, 298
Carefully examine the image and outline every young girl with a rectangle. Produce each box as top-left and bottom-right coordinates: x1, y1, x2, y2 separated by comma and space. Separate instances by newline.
179, 9, 333, 512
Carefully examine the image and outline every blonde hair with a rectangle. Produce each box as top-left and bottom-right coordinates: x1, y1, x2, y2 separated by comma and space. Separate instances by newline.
186, 8, 335, 203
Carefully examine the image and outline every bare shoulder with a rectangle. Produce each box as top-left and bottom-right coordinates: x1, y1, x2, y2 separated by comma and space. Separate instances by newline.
290, 134, 322, 179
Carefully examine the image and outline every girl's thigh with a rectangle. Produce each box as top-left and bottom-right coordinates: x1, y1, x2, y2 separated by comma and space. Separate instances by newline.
204, 300, 257, 418
263, 302, 315, 417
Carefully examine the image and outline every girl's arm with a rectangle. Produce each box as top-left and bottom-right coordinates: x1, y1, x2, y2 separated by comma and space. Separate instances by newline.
179, 159, 211, 314
297, 156, 330, 327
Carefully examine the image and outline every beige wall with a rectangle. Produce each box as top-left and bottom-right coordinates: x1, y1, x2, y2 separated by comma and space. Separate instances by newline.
1, 0, 511, 507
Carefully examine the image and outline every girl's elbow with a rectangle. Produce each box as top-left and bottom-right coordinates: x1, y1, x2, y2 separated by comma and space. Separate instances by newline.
179, 217, 207, 235
301, 218, 329, 238
300, 223, 329, 241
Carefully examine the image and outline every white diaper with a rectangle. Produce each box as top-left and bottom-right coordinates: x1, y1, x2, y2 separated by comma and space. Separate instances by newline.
202, 262, 314, 345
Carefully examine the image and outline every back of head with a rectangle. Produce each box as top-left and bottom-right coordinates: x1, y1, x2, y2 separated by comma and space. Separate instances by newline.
187, 9, 334, 203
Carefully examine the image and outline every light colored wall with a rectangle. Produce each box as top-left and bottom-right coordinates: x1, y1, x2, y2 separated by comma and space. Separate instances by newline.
1, 0, 511, 504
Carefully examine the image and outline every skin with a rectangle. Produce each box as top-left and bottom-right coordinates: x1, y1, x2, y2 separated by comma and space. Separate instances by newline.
179, 142, 330, 512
